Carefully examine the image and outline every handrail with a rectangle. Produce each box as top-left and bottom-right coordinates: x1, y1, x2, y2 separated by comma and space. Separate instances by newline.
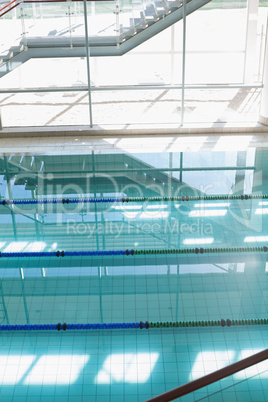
0, 0, 113, 17
23, 0, 113, 2
0, 0, 18, 13
146, 348, 268, 401
0, 0, 20, 17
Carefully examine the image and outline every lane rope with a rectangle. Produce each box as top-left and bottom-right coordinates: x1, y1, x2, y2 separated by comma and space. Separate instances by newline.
0, 246, 267, 259
1, 318, 267, 331
0, 193, 265, 206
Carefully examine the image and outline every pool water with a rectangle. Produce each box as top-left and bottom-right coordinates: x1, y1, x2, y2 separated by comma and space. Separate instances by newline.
0, 148, 268, 401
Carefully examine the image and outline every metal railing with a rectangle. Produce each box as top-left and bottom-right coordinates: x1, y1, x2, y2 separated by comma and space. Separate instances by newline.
0, 0, 21, 17
0, 0, 112, 17
146, 348, 268, 402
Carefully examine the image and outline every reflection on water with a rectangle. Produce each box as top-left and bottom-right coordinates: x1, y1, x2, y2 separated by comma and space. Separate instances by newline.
0, 148, 267, 401
0, 148, 266, 327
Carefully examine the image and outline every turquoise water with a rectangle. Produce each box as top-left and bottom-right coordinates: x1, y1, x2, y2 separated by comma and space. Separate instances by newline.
0, 149, 268, 401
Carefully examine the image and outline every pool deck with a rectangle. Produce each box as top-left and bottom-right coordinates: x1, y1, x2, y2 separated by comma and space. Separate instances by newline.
0, 124, 268, 155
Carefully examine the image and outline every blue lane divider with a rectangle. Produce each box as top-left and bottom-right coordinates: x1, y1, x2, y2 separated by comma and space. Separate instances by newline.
0, 249, 134, 258
1, 319, 266, 331
1, 246, 267, 258
0, 322, 149, 331
1, 198, 123, 205
0, 194, 260, 206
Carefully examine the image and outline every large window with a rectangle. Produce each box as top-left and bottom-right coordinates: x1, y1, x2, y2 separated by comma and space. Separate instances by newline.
0, 0, 267, 126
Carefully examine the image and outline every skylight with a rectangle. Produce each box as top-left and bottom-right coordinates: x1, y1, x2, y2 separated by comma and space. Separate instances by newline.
4, 242, 28, 252
191, 351, 235, 381
183, 238, 214, 245
112, 206, 142, 210
24, 355, 90, 385
194, 203, 230, 208
95, 353, 159, 384
140, 211, 169, 219
255, 208, 268, 215
25, 242, 46, 252
146, 205, 167, 209
189, 210, 227, 217
244, 236, 268, 243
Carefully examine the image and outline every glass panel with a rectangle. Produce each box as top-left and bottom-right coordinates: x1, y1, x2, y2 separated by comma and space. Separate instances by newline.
256, 4, 268, 83
0, 86, 262, 127
0, 58, 88, 88
1, 0, 266, 91
91, 52, 172, 86
0, 90, 91, 126
183, 88, 261, 124
92, 89, 183, 125
184, 0, 247, 84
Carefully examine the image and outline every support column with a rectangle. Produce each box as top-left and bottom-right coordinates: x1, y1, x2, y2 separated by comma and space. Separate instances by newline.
244, 0, 259, 83
0, 109, 2, 130
259, 17, 268, 125
83, 0, 93, 127
181, 0, 187, 126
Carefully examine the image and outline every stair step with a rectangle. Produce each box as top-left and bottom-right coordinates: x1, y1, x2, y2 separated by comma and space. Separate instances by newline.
155, 0, 170, 13
144, 18, 156, 26
0, 46, 24, 61
132, 23, 144, 33
119, 26, 136, 40
129, 18, 142, 33
9, 44, 24, 55
133, 21, 149, 30
145, 13, 158, 21
0, 43, 25, 74
145, 4, 160, 19
145, 4, 157, 14
132, 11, 148, 29
144, 14, 156, 20
167, 0, 183, 10
1, 52, 13, 61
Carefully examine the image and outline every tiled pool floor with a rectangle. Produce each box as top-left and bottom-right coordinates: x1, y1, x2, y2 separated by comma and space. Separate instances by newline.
0, 326, 268, 401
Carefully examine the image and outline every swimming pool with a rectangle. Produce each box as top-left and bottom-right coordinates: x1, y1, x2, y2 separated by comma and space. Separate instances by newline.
0, 147, 268, 401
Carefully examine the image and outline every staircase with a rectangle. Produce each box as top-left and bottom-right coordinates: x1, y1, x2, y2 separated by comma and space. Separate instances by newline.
0, 0, 211, 78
